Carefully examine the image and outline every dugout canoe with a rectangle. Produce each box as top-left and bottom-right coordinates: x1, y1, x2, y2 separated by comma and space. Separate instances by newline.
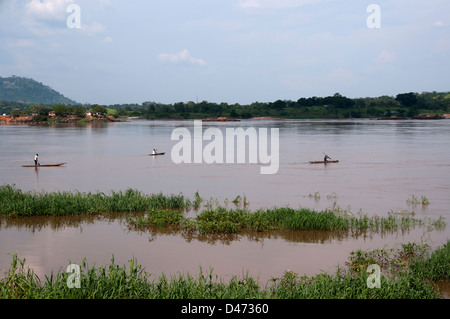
309, 160, 339, 164
22, 163, 66, 167
149, 152, 165, 156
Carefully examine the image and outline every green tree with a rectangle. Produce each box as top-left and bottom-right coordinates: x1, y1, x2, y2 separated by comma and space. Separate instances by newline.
53, 104, 67, 116
174, 102, 185, 113
395, 93, 417, 108
92, 104, 107, 116
11, 109, 21, 117
71, 105, 86, 117
270, 100, 286, 110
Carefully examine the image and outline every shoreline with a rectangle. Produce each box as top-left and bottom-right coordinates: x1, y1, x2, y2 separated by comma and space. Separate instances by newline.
1, 241, 448, 299
2, 114, 449, 125
0, 115, 124, 125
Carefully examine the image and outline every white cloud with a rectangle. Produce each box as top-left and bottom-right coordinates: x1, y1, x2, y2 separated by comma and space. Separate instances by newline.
238, 0, 261, 8
374, 50, 396, 64
158, 49, 207, 66
25, 0, 75, 21
365, 50, 397, 74
20, 1, 106, 37
432, 20, 449, 28
238, 0, 328, 9
21, 0, 76, 36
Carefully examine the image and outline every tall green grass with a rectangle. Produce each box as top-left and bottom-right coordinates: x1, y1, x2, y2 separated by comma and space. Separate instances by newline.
1, 185, 445, 236
129, 206, 439, 235
1, 241, 448, 299
0, 185, 190, 216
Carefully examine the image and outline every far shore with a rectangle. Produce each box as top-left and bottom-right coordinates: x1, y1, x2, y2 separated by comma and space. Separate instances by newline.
0, 115, 124, 125
1, 114, 449, 126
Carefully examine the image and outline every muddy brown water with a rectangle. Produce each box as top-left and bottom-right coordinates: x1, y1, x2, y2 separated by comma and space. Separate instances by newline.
0, 213, 446, 286
0, 119, 449, 294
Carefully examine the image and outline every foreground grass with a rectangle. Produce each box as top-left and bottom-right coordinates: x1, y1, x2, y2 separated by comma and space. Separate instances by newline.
1, 241, 448, 299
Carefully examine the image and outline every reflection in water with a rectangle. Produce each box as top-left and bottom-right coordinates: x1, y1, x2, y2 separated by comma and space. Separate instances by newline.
130, 221, 444, 246
2, 212, 442, 245
34, 166, 38, 189
0, 212, 447, 294
0, 213, 143, 233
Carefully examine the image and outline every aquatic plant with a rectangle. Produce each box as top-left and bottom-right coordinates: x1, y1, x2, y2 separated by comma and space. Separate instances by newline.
421, 195, 430, 205
1, 185, 445, 236
128, 205, 436, 236
232, 195, 241, 205
130, 209, 185, 229
306, 192, 320, 200
327, 192, 339, 200
193, 191, 203, 209
407, 194, 430, 207
0, 185, 190, 216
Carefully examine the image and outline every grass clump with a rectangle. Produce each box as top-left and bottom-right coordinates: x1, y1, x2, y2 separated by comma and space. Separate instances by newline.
130, 209, 186, 229
262, 207, 350, 231
0, 185, 190, 217
129, 205, 442, 235
406, 194, 430, 207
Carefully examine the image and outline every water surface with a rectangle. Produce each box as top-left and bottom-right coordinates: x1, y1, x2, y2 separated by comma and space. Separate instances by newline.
0, 119, 449, 285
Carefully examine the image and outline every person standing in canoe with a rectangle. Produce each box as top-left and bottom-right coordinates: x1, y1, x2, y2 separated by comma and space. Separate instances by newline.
324, 154, 331, 162
34, 154, 39, 166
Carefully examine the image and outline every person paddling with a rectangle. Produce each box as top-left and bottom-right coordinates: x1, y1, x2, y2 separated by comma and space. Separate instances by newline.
323, 154, 331, 162
34, 154, 40, 166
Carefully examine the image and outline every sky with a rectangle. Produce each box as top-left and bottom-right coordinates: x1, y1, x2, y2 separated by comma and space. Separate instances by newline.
0, 0, 449, 105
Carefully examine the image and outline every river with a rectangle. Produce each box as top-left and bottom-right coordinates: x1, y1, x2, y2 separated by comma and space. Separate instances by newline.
0, 119, 449, 286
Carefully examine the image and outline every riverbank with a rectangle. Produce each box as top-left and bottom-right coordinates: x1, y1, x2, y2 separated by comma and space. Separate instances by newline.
0, 115, 123, 125
1, 241, 448, 299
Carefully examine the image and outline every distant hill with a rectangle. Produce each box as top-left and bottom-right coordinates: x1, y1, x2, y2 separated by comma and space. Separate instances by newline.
0, 76, 78, 105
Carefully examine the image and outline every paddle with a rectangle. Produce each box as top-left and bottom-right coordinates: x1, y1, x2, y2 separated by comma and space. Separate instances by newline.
323, 152, 332, 160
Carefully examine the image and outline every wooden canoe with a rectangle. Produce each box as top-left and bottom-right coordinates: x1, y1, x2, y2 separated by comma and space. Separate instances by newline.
149, 152, 165, 156
309, 160, 339, 164
22, 163, 66, 167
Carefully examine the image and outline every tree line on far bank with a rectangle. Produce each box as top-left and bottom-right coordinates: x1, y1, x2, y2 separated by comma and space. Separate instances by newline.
1, 91, 449, 120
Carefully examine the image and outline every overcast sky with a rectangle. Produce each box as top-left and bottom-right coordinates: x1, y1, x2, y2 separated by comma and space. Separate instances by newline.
0, 0, 449, 105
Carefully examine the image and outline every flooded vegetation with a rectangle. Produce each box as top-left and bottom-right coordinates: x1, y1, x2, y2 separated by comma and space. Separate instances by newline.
1, 184, 445, 237
0, 185, 190, 217
1, 184, 448, 298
